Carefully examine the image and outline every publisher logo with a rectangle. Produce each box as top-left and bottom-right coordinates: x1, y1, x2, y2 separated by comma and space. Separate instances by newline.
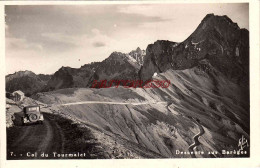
238, 135, 249, 152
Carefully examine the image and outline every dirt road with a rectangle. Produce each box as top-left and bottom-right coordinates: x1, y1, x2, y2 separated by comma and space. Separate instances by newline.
7, 113, 64, 160
57, 101, 167, 106
188, 119, 205, 158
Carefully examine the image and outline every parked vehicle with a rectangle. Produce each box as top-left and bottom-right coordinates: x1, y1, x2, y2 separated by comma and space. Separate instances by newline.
22, 105, 44, 125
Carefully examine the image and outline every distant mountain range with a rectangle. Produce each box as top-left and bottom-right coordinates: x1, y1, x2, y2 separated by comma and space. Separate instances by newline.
6, 47, 146, 95
6, 14, 249, 97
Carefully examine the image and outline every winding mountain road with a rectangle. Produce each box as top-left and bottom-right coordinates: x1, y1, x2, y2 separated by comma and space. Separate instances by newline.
57, 101, 167, 106
166, 103, 205, 158
188, 119, 205, 158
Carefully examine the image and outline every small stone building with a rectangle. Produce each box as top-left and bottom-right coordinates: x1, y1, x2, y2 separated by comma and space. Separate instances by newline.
11, 90, 25, 102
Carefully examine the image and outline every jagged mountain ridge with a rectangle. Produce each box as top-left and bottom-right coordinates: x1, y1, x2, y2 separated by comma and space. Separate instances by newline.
140, 14, 249, 87
43, 51, 142, 91
6, 48, 145, 94
5, 70, 51, 96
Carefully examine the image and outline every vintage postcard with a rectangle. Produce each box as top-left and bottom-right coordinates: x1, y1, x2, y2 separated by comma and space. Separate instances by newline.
1, 1, 259, 168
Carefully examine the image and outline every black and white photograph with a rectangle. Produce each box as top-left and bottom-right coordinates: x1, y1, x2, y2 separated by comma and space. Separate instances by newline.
4, 2, 253, 161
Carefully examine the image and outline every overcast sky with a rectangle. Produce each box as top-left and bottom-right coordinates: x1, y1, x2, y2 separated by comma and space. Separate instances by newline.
5, 3, 249, 74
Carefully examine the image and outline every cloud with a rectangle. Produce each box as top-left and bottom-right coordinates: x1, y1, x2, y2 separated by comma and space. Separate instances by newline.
91, 28, 100, 35
5, 4, 248, 75
40, 33, 78, 52
6, 37, 43, 51
5, 5, 167, 55
92, 42, 106, 47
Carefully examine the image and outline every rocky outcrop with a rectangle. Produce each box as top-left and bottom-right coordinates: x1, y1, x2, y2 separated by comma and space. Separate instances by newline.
88, 52, 140, 87
43, 67, 75, 91
6, 98, 17, 128
128, 47, 146, 65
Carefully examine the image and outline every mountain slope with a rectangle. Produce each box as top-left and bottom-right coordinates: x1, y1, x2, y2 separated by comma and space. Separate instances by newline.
34, 14, 249, 158
34, 60, 249, 157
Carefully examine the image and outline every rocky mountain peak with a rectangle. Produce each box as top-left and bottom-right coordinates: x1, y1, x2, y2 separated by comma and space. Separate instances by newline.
128, 47, 146, 65
136, 47, 142, 54
200, 13, 239, 29
187, 13, 242, 44
140, 14, 249, 85
6, 70, 36, 82
14, 70, 35, 76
